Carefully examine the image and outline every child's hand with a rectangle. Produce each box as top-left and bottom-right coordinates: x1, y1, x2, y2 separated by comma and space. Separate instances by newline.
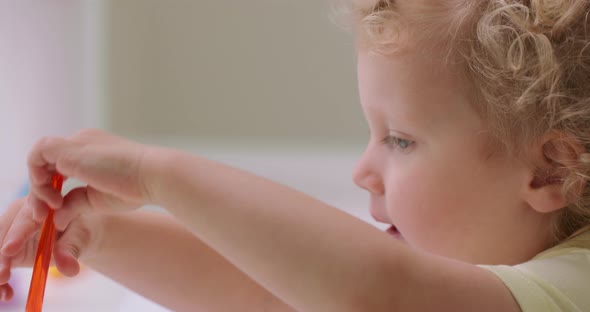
0, 196, 103, 302
27, 129, 151, 230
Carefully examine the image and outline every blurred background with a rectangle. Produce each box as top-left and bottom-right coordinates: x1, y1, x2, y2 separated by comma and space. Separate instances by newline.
1, 0, 374, 311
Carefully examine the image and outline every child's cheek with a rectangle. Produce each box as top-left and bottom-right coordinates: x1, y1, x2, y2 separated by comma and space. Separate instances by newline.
384, 167, 433, 240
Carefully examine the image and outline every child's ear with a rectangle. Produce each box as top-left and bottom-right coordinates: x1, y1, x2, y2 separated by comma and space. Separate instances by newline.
524, 131, 586, 213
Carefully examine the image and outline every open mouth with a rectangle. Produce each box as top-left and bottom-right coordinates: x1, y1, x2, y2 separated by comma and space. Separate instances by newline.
386, 225, 403, 240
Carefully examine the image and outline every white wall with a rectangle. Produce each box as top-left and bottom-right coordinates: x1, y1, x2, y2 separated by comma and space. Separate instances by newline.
108, 0, 366, 145
0, 0, 105, 202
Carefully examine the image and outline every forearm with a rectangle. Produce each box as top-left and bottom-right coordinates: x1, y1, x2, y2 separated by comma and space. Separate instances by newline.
84, 211, 294, 312
147, 148, 412, 311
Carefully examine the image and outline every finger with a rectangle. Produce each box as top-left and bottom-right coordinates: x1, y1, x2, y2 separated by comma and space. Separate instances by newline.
53, 221, 92, 277
0, 256, 10, 284
28, 137, 66, 173
0, 198, 25, 240
53, 187, 93, 231
53, 245, 81, 277
30, 195, 49, 223
29, 183, 63, 211
0, 283, 14, 302
55, 186, 135, 231
0, 199, 25, 276
27, 137, 64, 185
1, 207, 39, 257
0, 255, 14, 302
27, 136, 76, 188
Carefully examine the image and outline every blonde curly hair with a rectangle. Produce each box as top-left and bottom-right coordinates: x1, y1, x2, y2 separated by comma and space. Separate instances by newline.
347, 0, 590, 243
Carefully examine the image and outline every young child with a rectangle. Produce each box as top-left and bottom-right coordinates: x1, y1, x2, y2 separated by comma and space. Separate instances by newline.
2, 0, 590, 310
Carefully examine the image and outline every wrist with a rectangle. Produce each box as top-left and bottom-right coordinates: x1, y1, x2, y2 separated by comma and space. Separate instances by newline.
138, 145, 172, 206
140, 146, 185, 207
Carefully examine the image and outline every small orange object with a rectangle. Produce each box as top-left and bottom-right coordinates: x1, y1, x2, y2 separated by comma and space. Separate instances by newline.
48, 266, 62, 279
25, 173, 64, 312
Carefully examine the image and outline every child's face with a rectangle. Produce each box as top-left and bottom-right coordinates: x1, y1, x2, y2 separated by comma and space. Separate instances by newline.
353, 50, 552, 264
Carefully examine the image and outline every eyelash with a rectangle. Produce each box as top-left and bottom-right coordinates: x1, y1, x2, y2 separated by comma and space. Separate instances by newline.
381, 135, 413, 150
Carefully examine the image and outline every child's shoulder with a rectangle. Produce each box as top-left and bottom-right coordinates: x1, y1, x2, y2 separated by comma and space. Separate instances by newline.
537, 229, 590, 258
479, 231, 590, 312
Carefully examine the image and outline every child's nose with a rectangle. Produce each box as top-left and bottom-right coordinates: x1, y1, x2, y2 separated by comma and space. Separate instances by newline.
352, 151, 384, 195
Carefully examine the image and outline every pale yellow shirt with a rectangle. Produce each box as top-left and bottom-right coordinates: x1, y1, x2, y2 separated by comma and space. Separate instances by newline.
480, 231, 590, 312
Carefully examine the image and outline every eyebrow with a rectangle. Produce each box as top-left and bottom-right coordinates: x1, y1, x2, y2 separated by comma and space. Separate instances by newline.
387, 129, 413, 138
363, 105, 421, 137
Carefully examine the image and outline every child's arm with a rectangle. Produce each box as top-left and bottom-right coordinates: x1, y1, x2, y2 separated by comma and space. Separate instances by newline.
26, 130, 521, 312
146, 148, 521, 312
88, 211, 295, 312
0, 200, 294, 311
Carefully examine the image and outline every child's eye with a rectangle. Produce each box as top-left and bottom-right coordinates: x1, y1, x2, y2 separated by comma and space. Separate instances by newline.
381, 135, 413, 150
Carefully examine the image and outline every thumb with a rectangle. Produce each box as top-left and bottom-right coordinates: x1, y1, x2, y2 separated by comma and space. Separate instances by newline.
53, 222, 92, 277
54, 186, 133, 231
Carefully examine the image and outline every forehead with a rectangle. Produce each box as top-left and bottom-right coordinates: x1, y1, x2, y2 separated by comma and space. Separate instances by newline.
356, 50, 477, 134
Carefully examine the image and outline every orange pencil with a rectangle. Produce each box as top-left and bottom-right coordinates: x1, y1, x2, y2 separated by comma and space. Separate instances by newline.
25, 174, 63, 312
